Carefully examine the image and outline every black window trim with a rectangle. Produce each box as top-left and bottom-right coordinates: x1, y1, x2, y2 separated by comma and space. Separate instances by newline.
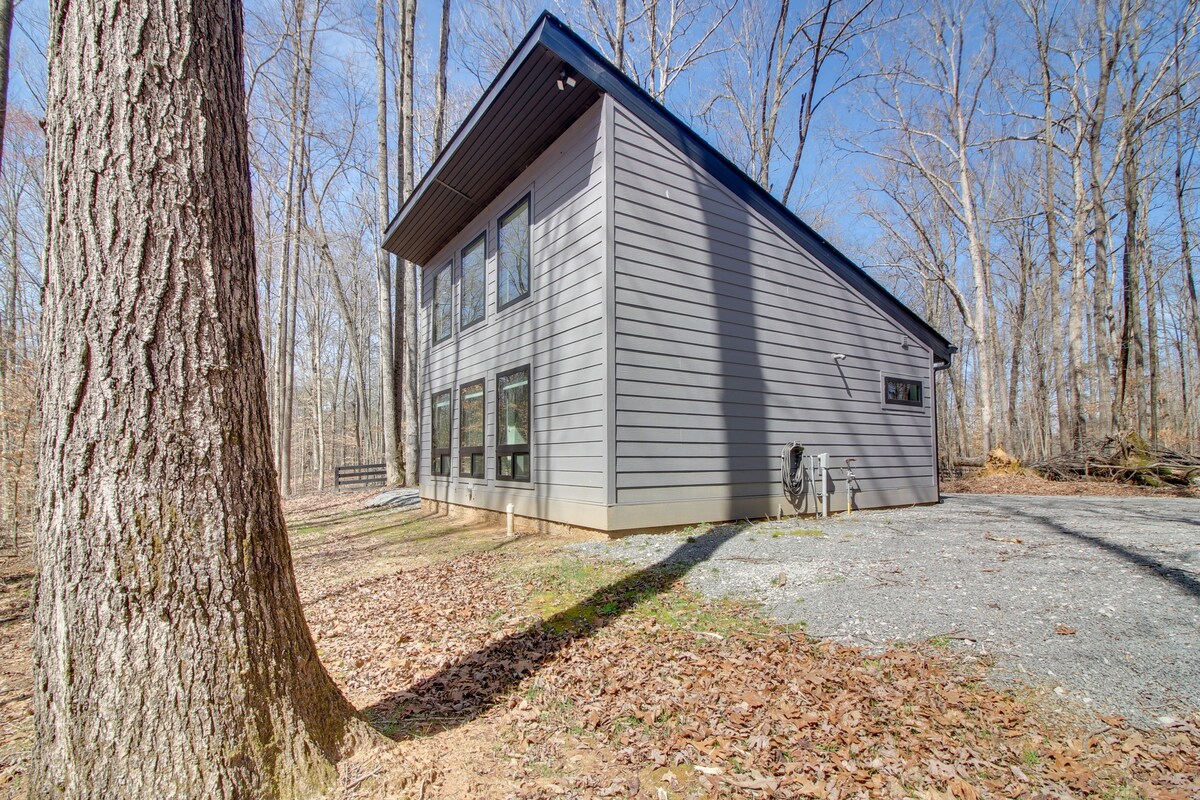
495, 363, 531, 483
459, 231, 488, 332
882, 374, 924, 408
431, 260, 454, 345
458, 377, 486, 479
496, 193, 532, 313
430, 388, 453, 476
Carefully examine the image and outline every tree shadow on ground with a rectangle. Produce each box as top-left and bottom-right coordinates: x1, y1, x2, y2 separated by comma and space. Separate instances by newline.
363, 524, 742, 740
1008, 508, 1200, 600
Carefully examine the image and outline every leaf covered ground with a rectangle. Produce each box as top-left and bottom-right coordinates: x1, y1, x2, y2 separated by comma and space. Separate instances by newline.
1, 496, 1197, 798
290, 500, 1200, 799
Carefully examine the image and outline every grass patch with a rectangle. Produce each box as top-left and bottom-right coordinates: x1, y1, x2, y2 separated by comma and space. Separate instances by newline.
771, 528, 824, 538
505, 554, 772, 639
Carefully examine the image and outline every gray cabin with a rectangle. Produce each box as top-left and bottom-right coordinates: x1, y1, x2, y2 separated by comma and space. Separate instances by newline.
382, 13, 955, 533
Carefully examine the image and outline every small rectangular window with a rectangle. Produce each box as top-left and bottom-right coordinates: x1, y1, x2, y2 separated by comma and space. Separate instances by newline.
433, 263, 452, 343
883, 376, 923, 408
496, 365, 530, 482
460, 234, 486, 330
459, 379, 485, 479
431, 389, 452, 476
497, 196, 531, 311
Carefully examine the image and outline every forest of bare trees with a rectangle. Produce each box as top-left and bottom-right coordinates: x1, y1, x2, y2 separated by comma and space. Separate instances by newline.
1, 0, 1198, 544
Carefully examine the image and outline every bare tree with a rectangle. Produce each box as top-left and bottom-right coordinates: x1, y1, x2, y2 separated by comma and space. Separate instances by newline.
864, 0, 1003, 453
1175, 51, 1200, 376
397, 0, 420, 484
455, 0, 537, 84
708, 0, 885, 204
0, 0, 14, 169
636, 0, 737, 103
272, 0, 323, 496
433, 0, 452, 154
376, 0, 400, 484
1112, 0, 1198, 435
34, 0, 377, 792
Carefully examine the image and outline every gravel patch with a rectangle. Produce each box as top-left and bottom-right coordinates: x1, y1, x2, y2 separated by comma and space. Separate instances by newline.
571, 493, 1200, 727
365, 488, 421, 509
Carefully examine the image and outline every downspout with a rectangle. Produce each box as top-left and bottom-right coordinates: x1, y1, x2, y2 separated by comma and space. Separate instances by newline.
933, 359, 952, 503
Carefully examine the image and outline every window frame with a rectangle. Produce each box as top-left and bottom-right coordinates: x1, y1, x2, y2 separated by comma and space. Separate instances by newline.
459, 232, 487, 332
881, 374, 924, 409
496, 194, 532, 313
495, 364, 531, 483
430, 388, 452, 477
431, 261, 454, 345
458, 377, 486, 479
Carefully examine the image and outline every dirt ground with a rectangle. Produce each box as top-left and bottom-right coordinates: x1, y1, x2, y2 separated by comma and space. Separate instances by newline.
1, 494, 1198, 798
945, 470, 1200, 498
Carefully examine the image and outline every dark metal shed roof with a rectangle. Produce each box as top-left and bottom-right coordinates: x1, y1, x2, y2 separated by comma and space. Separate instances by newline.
382, 12, 955, 363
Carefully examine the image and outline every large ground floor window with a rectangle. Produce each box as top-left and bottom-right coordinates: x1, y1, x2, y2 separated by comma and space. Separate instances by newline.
496, 365, 530, 481
431, 389, 451, 476
459, 379, 485, 478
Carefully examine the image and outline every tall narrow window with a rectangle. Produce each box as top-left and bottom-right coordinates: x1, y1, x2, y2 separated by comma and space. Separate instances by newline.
431, 390, 451, 476
459, 379, 485, 478
496, 365, 530, 481
497, 196, 530, 310
433, 263, 452, 343
460, 234, 486, 330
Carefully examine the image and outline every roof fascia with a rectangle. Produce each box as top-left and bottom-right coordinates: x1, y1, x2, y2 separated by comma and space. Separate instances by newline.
381, 12, 556, 254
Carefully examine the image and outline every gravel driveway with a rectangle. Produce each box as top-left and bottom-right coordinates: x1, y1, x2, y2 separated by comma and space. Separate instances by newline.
572, 493, 1200, 727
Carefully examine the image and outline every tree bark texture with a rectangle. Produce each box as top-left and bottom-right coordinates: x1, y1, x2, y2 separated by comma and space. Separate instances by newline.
35, 0, 372, 796
0, 0, 14, 171
375, 0, 399, 485
432, 0, 451, 156
397, 0, 419, 485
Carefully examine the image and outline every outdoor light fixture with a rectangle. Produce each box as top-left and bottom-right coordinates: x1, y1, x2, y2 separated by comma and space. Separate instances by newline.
557, 65, 577, 91
831, 353, 847, 362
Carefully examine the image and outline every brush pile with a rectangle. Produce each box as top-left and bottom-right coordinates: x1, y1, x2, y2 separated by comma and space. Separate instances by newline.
1029, 432, 1200, 488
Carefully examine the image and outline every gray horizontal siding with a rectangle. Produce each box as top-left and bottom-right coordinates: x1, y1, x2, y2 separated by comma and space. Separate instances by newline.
612, 101, 936, 518
420, 102, 608, 512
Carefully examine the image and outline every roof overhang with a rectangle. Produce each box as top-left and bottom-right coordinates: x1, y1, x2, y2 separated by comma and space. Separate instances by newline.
381, 17, 601, 266
383, 12, 955, 364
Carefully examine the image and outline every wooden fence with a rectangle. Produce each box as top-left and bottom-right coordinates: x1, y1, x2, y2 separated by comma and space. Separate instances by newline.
333, 463, 386, 490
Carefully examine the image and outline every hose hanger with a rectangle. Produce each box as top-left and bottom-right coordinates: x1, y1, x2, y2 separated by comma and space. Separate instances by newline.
781, 442, 806, 506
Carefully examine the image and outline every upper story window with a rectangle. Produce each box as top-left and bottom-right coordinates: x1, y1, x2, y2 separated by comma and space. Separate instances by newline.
883, 376, 923, 408
496, 365, 530, 481
431, 389, 452, 475
433, 263, 453, 344
497, 195, 531, 311
460, 233, 486, 330
459, 379, 485, 478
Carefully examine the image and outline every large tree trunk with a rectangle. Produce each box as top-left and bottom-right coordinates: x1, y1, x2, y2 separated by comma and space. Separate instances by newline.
1086, 0, 1125, 435
34, 0, 376, 795
1007, 230, 1031, 451
376, 0, 400, 485
1032, 3, 1069, 452
0, 0, 13, 171
1143, 233, 1159, 449
1115, 135, 1144, 434
1066, 114, 1090, 447
397, 0, 420, 486
432, 0, 451, 156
